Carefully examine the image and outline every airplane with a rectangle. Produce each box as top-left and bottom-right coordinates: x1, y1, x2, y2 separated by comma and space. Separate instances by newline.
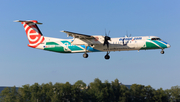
15, 20, 171, 60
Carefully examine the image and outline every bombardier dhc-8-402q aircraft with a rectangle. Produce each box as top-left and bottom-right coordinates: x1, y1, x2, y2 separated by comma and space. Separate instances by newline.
15, 20, 171, 60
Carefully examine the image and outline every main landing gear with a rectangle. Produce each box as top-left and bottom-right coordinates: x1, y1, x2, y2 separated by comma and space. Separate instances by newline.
83, 46, 89, 58
104, 51, 110, 60
82, 45, 111, 60
161, 49, 165, 54
83, 52, 110, 59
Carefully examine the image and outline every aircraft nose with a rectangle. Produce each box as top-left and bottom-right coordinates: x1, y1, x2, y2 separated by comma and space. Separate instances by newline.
167, 44, 171, 48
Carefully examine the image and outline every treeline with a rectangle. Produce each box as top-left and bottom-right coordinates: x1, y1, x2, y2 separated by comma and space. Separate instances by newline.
0, 78, 180, 102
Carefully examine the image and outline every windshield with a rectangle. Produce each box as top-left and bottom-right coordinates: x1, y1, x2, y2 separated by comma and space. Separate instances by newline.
151, 38, 161, 40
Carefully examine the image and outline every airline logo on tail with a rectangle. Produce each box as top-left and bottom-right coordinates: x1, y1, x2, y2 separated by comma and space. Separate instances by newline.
15, 20, 44, 48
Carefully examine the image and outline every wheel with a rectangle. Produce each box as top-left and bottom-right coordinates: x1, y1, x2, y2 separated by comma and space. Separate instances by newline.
161, 50, 164, 54
104, 54, 110, 60
83, 53, 88, 58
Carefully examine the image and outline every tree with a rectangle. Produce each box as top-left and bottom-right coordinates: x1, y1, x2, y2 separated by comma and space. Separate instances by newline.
0, 86, 20, 102
103, 80, 115, 102
1, 78, 179, 101
143, 85, 155, 102
19, 84, 31, 102
74, 80, 86, 89
118, 85, 130, 102
111, 79, 121, 101
153, 88, 169, 102
62, 82, 73, 101
41, 82, 54, 102
129, 84, 146, 102
169, 85, 180, 102
87, 78, 104, 101
29, 83, 43, 102
53, 82, 65, 101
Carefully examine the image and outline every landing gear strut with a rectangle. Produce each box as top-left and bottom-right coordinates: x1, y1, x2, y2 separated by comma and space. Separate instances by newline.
104, 51, 110, 60
161, 49, 164, 54
83, 46, 89, 58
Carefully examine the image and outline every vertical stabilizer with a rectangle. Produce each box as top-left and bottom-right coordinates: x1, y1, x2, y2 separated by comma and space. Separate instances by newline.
15, 20, 45, 48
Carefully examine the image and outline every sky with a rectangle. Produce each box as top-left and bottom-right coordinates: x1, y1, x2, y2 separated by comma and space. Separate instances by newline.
0, 0, 180, 89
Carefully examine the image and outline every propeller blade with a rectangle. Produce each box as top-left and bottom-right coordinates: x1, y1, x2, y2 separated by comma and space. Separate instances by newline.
105, 29, 107, 36
108, 31, 110, 36
103, 36, 111, 49
103, 30, 111, 49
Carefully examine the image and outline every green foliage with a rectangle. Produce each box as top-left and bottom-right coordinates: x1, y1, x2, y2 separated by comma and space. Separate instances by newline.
74, 80, 86, 89
0, 79, 179, 102
119, 85, 130, 102
153, 88, 169, 102
129, 84, 145, 102
169, 85, 180, 102
0, 86, 21, 102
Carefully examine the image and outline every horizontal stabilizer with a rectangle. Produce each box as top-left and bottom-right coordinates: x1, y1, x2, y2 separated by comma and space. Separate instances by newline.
14, 20, 42, 24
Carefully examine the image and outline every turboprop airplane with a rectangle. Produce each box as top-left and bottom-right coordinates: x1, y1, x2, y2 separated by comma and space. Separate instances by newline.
15, 20, 171, 60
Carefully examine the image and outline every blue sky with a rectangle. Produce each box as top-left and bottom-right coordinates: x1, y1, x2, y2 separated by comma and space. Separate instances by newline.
0, 1, 179, 89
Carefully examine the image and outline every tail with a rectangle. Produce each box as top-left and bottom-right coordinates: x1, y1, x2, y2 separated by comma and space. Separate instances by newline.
15, 20, 45, 48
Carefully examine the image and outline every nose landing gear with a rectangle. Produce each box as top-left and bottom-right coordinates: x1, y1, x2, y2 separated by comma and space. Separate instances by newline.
161, 49, 164, 54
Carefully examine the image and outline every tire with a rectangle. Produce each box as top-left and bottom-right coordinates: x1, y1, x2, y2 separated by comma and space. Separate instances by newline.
161, 51, 164, 54
104, 55, 110, 59
83, 53, 88, 58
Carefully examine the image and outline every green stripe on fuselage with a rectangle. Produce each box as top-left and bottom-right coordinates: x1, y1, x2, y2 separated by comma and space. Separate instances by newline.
46, 42, 59, 45
61, 41, 84, 51
44, 42, 71, 53
153, 40, 167, 48
141, 41, 160, 49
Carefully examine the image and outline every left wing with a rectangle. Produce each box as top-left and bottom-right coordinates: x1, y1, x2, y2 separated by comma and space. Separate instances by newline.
61, 31, 94, 39
61, 30, 104, 45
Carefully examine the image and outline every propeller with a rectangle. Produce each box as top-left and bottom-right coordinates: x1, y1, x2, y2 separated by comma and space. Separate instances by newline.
103, 30, 111, 49
126, 31, 131, 37
123, 31, 132, 45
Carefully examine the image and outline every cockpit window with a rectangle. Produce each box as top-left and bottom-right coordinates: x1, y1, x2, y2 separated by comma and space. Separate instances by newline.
151, 38, 161, 40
